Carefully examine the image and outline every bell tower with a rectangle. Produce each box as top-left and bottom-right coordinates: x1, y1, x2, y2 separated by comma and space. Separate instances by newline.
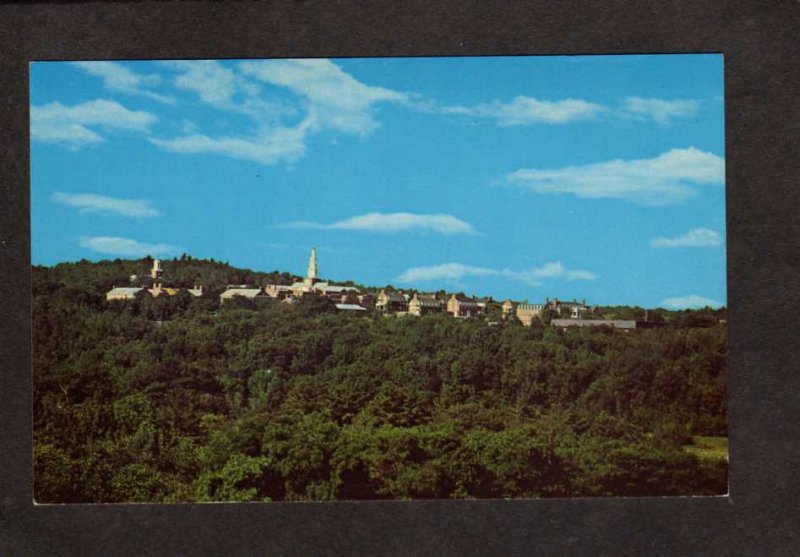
304, 247, 319, 287
151, 258, 163, 285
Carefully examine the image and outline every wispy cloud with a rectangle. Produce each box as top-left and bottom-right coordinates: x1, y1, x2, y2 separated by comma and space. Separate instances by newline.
283, 212, 477, 235
239, 59, 408, 135
502, 147, 725, 205
622, 97, 701, 124
660, 294, 722, 309
650, 228, 722, 248
422, 95, 707, 127
421, 95, 708, 127
163, 60, 296, 124
398, 263, 496, 283
397, 261, 596, 286
52, 192, 161, 218
148, 118, 311, 165
428, 96, 605, 125
164, 60, 261, 108
31, 99, 157, 147
72, 61, 175, 104
79, 236, 176, 257
152, 59, 403, 165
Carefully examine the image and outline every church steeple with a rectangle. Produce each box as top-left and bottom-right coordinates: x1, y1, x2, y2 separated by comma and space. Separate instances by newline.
151, 258, 163, 284
307, 247, 318, 280
304, 247, 319, 287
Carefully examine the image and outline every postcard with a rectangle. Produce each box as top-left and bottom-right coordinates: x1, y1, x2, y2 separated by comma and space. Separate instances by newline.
31, 55, 726, 503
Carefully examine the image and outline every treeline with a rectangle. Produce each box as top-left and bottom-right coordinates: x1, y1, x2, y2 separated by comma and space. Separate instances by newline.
594, 305, 726, 326
33, 254, 298, 296
33, 258, 727, 502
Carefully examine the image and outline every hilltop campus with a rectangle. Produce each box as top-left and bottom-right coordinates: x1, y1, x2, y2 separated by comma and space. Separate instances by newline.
106, 248, 668, 331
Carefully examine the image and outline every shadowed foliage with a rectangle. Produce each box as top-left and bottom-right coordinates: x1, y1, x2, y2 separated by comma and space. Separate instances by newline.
33, 258, 727, 502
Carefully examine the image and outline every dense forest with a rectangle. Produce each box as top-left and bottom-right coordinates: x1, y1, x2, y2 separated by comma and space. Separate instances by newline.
33, 257, 727, 502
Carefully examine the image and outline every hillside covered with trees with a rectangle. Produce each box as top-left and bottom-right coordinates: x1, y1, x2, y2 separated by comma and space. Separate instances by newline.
33, 257, 727, 502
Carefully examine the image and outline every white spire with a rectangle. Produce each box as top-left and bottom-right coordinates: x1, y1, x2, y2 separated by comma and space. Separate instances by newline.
307, 247, 318, 280
151, 258, 163, 281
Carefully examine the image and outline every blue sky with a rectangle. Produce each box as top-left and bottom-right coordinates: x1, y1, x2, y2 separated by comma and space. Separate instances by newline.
30, 55, 726, 308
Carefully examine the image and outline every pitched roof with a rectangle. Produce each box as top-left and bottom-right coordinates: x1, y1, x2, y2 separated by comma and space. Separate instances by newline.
451, 297, 479, 307
106, 287, 144, 296
550, 300, 587, 307
315, 284, 360, 294
412, 296, 443, 308
220, 288, 265, 298
551, 319, 635, 329
335, 303, 367, 311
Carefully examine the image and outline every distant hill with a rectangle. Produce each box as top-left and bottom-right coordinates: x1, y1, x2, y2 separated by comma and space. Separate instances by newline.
33, 255, 299, 296
33, 257, 727, 321
32, 256, 728, 503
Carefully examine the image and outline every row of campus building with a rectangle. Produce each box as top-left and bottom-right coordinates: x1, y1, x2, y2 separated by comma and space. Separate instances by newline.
105, 259, 203, 300
106, 249, 608, 328
217, 249, 595, 326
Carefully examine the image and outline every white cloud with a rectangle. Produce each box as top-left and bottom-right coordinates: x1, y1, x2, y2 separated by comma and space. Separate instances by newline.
31, 99, 157, 147
52, 192, 160, 218
283, 212, 477, 235
503, 147, 725, 205
623, 97, 700, 124
435, 96, 605, 125
166, 60, 245, 107
79, 236, 176, 257
650, 228, 722, 248
660, 295, 722, 309
152, 61, 309, 165
424, 95, 707, 127
151, 59, 403, 165
397, 261, 596, 286
518, 261, 597, 282
239, 59, 408, 134
148, 117, 310, 165
397, 263, 496, 283
163, 60, 296, 124
72, 61, 175, 104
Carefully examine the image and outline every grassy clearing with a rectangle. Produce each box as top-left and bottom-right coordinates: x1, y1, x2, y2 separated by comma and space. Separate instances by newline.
684, 436, 728, 461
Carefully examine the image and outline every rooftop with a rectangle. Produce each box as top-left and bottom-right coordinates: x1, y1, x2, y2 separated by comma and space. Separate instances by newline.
107, 287, 144, 295
335, 304, 367, 311
220, 288, 265, 298
551, 319, 636, 329
413, 296, 444, 307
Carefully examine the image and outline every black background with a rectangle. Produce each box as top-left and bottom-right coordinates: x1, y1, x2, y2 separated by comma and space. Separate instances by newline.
1, 2, 799, 555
